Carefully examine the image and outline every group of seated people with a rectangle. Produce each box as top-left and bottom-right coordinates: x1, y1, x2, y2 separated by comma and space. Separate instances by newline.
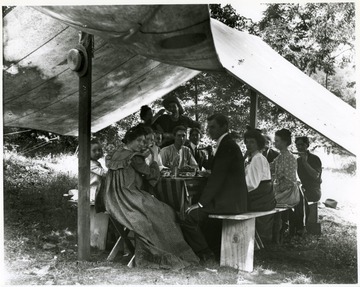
244, 128, 322, 243
89, 95, 322, 269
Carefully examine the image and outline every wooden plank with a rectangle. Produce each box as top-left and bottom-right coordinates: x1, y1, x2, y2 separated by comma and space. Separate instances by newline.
77, 33, 93, 261
90, 206, 109, 250
220, 218, 256, 272
209, 207, 289, 220
249, 90, 258, 129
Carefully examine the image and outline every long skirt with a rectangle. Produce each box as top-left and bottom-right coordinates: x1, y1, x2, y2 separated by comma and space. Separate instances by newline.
248, 180, 276, 241
102, 169, 199, 269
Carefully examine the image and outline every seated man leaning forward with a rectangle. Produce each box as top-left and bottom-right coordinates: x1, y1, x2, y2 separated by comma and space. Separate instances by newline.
160, 125, 198, 170
180, 114, 248, 261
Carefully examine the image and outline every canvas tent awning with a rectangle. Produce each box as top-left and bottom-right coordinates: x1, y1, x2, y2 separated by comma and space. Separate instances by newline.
3, 5, 357, 155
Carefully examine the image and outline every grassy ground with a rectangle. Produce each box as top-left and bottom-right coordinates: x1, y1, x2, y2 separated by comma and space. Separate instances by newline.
2, 150, 358, 284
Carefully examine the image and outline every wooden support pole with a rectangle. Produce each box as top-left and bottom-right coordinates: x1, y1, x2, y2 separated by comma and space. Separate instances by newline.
77, 32, 93, 261
249, 90, 258, 129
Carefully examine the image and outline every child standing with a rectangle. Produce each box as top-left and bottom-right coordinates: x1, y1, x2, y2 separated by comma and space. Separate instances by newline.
90, 140, 106, 203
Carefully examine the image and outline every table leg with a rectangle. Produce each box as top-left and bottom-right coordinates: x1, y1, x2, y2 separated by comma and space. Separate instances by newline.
220, 218, 256, 272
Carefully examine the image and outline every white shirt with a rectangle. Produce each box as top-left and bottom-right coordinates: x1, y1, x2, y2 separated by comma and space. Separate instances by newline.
214, 132, 228, 155
90, 160, 105, 202
245, 151, 271, 192
145, 146, 165, 170
160, 144, 198, 169
190, 142, 197, 152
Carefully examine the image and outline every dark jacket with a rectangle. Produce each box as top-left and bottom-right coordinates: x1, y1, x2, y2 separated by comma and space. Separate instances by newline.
263, 148, 279, 163
297, 151, 322, 202
199, 134, 248, 214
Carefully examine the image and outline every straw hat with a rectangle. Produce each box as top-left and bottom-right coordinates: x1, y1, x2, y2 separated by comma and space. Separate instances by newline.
323, 198, 338, 209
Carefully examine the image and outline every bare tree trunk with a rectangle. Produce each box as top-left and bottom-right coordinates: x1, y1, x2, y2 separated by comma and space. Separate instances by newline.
325, 72, 328, 89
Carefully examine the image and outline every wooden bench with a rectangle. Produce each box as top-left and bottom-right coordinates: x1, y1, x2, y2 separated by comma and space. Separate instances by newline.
209, 201, 320, 272
209, 207, 290, 272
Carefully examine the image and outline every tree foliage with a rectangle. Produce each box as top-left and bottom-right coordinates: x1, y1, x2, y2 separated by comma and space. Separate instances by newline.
258, 3, 355, 106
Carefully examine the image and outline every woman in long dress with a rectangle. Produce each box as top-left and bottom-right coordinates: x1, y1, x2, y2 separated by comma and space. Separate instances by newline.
270, 129, 299, 206
100, 125, 199, 269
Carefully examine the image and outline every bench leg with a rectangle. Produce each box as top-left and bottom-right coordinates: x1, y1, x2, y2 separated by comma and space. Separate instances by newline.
220, 218, 256, 272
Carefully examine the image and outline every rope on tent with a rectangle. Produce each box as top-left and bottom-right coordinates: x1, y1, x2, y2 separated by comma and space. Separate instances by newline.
22, 142, 51, 155
4, 129, 32, 136
21, 138, 58, 155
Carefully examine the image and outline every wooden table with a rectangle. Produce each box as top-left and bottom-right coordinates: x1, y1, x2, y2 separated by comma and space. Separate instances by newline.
154, 176, 207, 219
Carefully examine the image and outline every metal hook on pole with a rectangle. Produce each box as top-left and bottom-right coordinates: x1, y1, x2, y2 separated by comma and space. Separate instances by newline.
67, 32, 94, 77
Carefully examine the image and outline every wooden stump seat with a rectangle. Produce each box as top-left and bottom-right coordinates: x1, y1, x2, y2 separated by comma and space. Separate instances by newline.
209, 207, 289, 272
209, 201, 320, 272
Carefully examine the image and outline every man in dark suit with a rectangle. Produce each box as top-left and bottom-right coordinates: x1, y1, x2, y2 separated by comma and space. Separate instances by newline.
262, 135, 279, 163
181, 114, 248, 261
185, 128, 208, 170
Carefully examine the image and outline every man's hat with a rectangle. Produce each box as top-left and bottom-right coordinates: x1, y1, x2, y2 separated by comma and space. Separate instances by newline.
323, 198, 338, 209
